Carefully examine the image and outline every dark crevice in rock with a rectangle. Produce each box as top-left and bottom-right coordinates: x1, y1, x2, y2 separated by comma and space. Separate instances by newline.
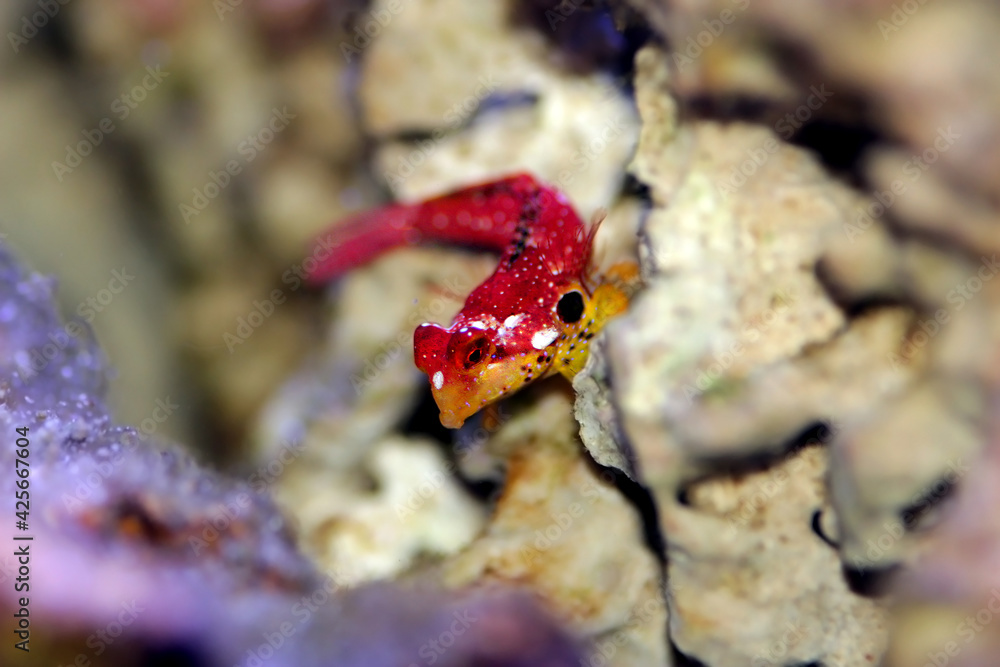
513, 0, 653, 76
842, 562, 901, 598
680, 420, 836, 488
400, 382, 454, 446
138, 641, 210, 667
791, 117, 880, 180
670, 642, 710, 667
811, 509, 838, 549
813, 258, 908, 315
898, 473, 958, 532
402, 384, 505, 503
607, 464, 667, 568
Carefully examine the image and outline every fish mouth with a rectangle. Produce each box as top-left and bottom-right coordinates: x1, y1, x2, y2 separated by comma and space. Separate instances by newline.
438, 408, 470, 430
426, 362, 530, 429
429, 381, 489, 429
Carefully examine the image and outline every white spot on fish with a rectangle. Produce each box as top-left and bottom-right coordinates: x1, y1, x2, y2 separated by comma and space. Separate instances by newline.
531, 328, 558, 350
432, 371, 444, 390
467, 321, 487, 330
503, 314, 524, 329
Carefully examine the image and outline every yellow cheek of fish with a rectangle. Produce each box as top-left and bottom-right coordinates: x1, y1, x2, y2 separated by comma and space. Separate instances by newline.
433, 353, 542, 429
432, 282, 630, 428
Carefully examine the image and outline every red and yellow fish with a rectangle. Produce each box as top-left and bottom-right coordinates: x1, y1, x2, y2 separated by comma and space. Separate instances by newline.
307, 173, 631, 428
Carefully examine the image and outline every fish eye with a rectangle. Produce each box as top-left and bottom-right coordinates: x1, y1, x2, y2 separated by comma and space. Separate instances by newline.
557, 290, 585, 323
449, 332, 492, 370
462, 336, 490, 369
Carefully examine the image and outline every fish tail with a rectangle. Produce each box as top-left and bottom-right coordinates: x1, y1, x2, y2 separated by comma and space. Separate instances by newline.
305, 203, 420, 283
306, 173, 556, 283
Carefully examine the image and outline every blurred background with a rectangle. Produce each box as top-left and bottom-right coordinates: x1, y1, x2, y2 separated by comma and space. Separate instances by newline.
3, 1, 1000, 666
1, 0, 382, 458
0, 0, 647, 462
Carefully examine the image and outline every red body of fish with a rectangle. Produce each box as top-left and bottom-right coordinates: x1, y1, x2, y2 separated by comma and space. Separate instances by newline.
307, 173, 628, 428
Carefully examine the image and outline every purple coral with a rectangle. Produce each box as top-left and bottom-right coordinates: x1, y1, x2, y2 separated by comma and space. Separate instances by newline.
0, 244, 581, 666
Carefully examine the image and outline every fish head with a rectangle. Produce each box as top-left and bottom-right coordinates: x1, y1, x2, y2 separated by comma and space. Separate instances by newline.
413, 308, 562, 428
413, 278, 628, 428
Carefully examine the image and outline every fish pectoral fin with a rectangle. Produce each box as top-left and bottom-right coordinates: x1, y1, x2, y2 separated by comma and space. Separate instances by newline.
592, 282, 629, 326
602, 261, 642, 295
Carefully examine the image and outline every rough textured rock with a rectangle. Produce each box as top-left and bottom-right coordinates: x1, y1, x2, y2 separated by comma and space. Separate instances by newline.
571, 45, 915, 664
564, 3, 1000, 658
361, 0, 640, 218
11, 0, 1000, 664
255, 248, 495, 582
0, 61, 177, 442
672, 443, 887, 665
255, 4, 663, 665
627, 0, 1000, 200
444, 389, 668, 667
0, 244, 585, 667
